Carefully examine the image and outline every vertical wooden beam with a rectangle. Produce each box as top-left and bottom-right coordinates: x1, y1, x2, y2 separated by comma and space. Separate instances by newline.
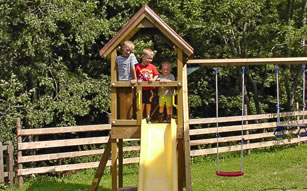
177, 49, 183, 128
176, 49, 186, 190
16, 118, 23, 188
111, 139, 118, 191
118, 139, 123, 188
136, 86, 142, 126
0, 142, 4, 183
182, 64, 192, 191
110, 49, 118, 191
90, 138, 112, 191
177, 139, 185, 191
7, 142, 14, 186
111, 50, 118, 121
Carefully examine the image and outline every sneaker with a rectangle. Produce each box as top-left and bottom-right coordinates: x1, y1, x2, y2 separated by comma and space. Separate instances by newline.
158, 113, 164, 123
166, 115, 171, 123
146, 117, 152, 123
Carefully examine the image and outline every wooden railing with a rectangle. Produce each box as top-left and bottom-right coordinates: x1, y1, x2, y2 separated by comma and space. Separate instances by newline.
16, 111, 307, 187
189, 111, 307, 156
0, 142, 14, 186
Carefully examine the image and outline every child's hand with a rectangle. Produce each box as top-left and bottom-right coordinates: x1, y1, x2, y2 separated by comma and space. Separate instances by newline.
130, 79, 137, 85
160, 79, 167, 84
148, 78, 155, 83
138, 79, 143, 84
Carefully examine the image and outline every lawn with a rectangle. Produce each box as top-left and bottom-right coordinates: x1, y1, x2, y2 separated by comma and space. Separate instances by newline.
3, 144, 307, 191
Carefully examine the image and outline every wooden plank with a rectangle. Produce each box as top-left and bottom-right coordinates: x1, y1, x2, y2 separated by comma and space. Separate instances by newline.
189, 111, 307, 125
186, 57, 307, 66
189, 121, 305, 135
16, 118, 23, 188
18, 146, 140, 163
111, 126, 140, 139
90, 138, 112, 191
1, 145, 8, 151
7, 142, 14, 186
18, 124, 110, 136
0, 142, 4, 183
138, 17, 155, 28
189, 131, 296, 146
138, 81, 182, 87
111, 120, 137, 126
18, 137, 109, 150
190, 122, 274, 135
190, 137, 307, 156
19, 149, 106, 163
112, 139, 118, 191
112, 81, 182, 88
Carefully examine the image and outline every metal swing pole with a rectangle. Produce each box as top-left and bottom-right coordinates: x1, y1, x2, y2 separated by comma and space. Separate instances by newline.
276, 66, 281, 125
240, 67, 245, 173
215, 68, 220, 172
302, 65, 305, 124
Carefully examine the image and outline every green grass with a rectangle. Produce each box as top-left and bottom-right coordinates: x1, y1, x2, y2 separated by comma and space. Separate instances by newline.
2, 144, 307, 191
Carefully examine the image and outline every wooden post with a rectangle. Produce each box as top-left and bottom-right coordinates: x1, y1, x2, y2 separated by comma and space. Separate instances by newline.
7, 142, 14, 186
90, 138, 112, 191
111, 139, 118, 191
182, 63, 192, 191
176, 48, 185, 190
118, 139, 123, 188
177, 139, 185, 191
0, 142, 4, 183
136, 86, 142, 125
110, 49, 118, 191
16, 118, 23, 188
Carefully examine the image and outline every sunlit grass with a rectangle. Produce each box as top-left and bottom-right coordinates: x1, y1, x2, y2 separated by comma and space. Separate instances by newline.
3, 144, 307, 191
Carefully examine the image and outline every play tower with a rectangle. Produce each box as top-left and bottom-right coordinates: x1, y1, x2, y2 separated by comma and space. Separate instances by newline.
90, 5, 193, 191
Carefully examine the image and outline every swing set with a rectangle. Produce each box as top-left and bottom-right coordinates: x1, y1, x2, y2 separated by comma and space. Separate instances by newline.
274, 65, 307, 137
213, 63, 307, 177
214, 67, 245, 177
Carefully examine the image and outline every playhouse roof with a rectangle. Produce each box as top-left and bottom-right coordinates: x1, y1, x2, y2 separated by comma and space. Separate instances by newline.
99, 5, 194, 58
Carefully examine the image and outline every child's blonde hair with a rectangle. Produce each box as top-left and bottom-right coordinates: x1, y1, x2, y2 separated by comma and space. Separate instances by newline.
162, 61, 171, 67
123, 41, 135, 50
142, 48, 154, 56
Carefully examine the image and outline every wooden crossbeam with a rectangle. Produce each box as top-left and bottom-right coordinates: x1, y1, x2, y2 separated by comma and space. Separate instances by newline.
187, 57, 307, 66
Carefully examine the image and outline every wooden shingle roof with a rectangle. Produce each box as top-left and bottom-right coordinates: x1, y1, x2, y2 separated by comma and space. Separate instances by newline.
99, 5, 194, 58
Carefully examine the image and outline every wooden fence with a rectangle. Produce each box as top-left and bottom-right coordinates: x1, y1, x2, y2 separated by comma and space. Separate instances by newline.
0, 142, 14, 186
16, 111, 307, 187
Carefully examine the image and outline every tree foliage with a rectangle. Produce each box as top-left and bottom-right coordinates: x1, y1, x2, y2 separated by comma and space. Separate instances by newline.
1, 0, 307, 143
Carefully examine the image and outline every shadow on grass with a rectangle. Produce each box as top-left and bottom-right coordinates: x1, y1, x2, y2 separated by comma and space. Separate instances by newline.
260, 187, 307, 191
24, 178, 112, 191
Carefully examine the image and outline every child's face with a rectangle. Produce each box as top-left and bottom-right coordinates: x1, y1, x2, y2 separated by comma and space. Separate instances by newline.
141, 52, 154, 65
122, 44, 133, 57
161, 64, 171, 76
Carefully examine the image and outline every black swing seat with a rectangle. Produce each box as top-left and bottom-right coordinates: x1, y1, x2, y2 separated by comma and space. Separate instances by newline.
216, 171, 244, 177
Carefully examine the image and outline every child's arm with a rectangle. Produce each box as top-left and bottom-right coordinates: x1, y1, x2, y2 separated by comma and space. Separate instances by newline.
149, 66, 159, 82
130, 64, 137, 85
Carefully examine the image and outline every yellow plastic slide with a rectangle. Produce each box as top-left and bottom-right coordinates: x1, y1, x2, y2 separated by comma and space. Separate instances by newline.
138, 119, 178, 191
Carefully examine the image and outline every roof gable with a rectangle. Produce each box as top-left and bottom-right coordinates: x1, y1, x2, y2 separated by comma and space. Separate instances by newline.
99, 5, 194, 58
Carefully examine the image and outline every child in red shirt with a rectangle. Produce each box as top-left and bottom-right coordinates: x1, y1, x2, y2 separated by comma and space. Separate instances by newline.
135, 48, 159, 123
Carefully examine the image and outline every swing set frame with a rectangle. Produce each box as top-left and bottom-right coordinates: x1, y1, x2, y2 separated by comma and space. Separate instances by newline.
187, 57, 307, 177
